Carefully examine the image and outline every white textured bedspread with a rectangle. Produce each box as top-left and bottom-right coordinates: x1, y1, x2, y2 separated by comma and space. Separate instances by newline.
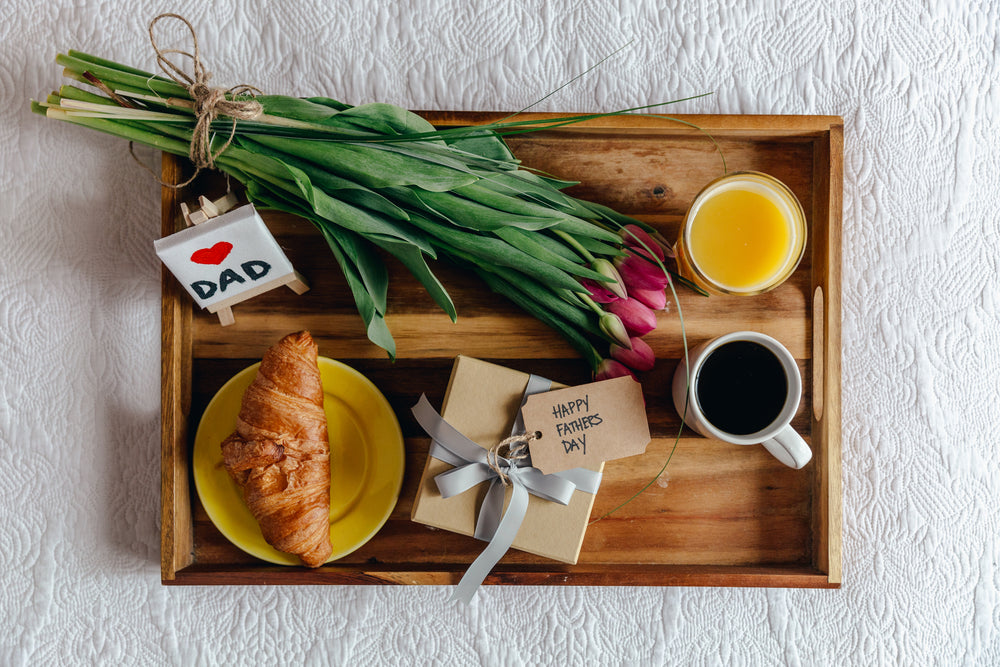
2, 0, 998, 664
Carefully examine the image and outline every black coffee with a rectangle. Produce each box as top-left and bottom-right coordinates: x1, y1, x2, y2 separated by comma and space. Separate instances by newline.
695, 340, 787, 435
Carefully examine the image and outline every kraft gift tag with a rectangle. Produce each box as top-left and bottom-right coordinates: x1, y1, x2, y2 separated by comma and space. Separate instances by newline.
521, 376, 651, 475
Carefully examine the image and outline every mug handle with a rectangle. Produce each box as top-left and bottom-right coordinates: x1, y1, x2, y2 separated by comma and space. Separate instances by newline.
761, 425, 812, 469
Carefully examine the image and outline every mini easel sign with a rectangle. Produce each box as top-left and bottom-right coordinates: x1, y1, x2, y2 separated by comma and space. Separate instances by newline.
154, 195, 308, 325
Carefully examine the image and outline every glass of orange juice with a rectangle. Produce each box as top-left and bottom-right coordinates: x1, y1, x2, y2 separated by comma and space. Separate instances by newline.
675, 171, 807, 295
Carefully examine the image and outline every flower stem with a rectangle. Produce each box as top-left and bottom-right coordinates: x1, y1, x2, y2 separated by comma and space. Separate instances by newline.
576, 292, 606, 315
552, 229, 595, 263
589, 275, 689, 524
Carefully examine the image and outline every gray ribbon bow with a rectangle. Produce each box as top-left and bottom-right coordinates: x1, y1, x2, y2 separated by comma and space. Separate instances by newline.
411, 374, 602, 604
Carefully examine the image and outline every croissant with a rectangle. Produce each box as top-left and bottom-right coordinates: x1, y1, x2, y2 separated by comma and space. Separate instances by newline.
220, 331, 332, 567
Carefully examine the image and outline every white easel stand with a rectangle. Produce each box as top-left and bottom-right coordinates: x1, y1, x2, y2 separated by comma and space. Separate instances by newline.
181, 193, 310, 326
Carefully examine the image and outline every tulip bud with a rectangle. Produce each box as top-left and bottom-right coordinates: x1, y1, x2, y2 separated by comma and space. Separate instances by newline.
615, 253, 670, 292
650, 230, 677, 259
610, 336, 656, 371
579, 278, 621, 304
595, 358, 636, 381
629, 285, 668, 311
590, 258, 627, 298
598, 311, 632, 349
619, 224, 665, 261
605, 297, 657, 336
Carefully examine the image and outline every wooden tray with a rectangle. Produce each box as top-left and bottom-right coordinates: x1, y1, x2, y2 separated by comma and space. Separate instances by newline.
161, 113, 842, 587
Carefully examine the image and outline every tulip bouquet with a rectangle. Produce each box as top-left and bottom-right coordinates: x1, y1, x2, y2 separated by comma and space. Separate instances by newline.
31, 16, 704, 376
588, 224, 677, 380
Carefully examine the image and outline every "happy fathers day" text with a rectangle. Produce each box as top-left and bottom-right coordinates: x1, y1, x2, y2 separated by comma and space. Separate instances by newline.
551, 395, 602, 455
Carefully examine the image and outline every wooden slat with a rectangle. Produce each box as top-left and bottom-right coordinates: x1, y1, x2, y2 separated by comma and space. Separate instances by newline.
165, 563, 838, 588
160, 114, 843, 587
418, 111, 844, 136
810, 122, 844, 583
159, 154, 193, 580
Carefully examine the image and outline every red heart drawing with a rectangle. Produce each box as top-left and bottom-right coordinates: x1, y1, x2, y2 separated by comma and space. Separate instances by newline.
190, 241, 233, 265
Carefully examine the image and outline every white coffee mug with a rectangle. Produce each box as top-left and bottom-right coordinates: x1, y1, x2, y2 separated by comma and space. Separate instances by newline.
671, 331, 812, 469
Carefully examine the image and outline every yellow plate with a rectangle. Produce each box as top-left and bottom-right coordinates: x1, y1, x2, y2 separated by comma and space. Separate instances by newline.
192, 357, 404, 566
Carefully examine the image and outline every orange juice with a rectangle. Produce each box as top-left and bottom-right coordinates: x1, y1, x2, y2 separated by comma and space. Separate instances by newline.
677, 172, 806, 295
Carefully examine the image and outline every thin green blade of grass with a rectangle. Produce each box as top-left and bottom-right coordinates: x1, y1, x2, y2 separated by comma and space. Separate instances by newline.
313, 94, 714, 146
56, 84, 119, 106
63, 70, 194, 109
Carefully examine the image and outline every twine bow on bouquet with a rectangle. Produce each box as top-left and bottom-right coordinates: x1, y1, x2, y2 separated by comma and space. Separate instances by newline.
145, 13, 263, 182
32, 13, 707, 375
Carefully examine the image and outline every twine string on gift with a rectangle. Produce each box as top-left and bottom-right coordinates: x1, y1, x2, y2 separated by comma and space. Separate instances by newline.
486, 432, 536, 486
134, 13, 264, 188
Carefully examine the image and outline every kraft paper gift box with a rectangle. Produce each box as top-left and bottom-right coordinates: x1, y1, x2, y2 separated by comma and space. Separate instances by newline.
410, 355, 604, 564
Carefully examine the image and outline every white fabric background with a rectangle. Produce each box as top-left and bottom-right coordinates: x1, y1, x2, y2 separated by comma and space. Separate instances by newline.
2, 0, 998, 664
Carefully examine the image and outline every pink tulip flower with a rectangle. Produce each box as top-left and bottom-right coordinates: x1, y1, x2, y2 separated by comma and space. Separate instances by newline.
605, 297, 657, 337
580, 278, 621, 304
629, 285, 668, 311
595, 358, 636, 381
610, 336, 656, 371
650, 230, 677, 259
615, 253, 670, 292
619, 224, 665, 261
